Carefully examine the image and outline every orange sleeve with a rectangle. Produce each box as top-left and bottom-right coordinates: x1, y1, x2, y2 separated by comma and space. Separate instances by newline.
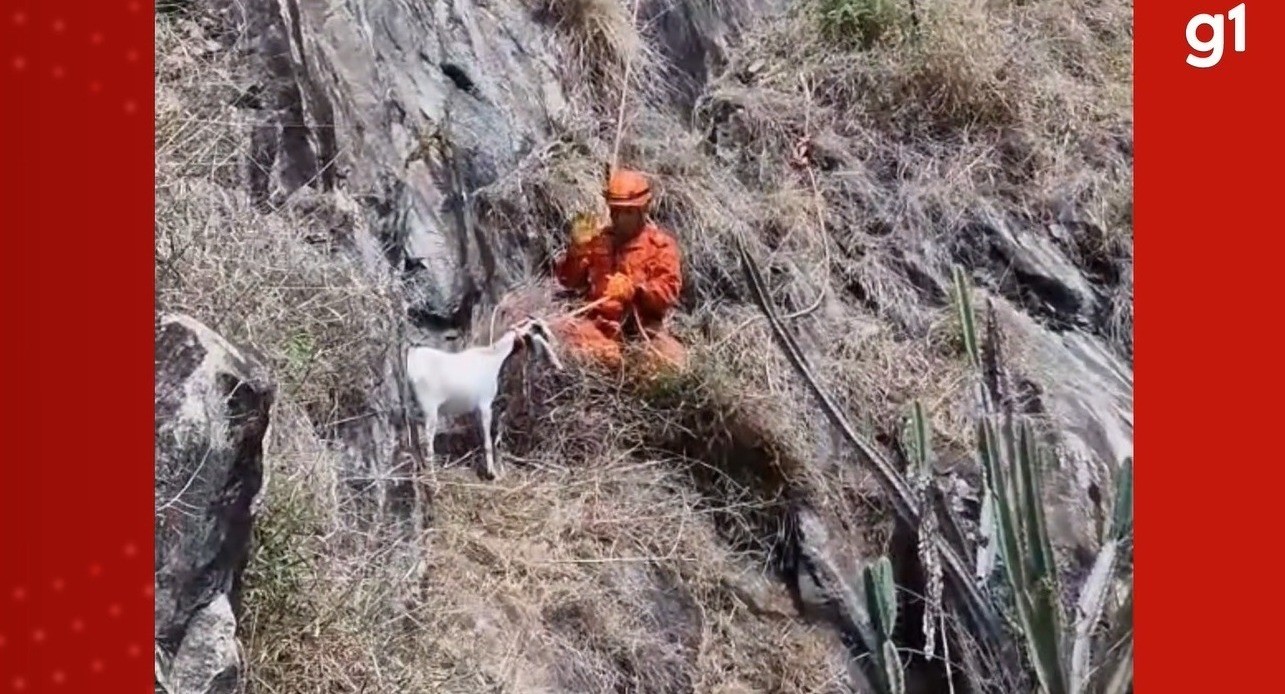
555, 242, 591, 290
556, 224, 612, 290
629, 232, 682, 320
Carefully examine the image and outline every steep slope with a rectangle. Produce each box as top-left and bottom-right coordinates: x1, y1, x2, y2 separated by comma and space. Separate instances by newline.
155, 0, 1132, 691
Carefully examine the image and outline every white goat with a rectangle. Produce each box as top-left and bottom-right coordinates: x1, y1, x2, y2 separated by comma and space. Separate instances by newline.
406, 317, 564, 480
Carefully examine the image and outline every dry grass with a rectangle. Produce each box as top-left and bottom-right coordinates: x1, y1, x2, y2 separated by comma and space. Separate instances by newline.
156, 8, 400, 436
539, 0, 654, 86
233, 302, 863, 691
156, 0, 1131, 690
157, 11, 859, 688
688, 0, 1133, 341
472, 0, 1131, 687
501, 0, 1132, 352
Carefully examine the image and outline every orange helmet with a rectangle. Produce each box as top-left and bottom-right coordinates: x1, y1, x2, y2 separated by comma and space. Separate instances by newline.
603, 168, 652, 209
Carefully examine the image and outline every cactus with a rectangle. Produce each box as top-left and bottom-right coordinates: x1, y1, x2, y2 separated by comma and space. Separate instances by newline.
904, 401, 943, 661
954, 268, 999, 588
958, 266, 1067, 693
952, 266, 1133, 694
1100, 585, 1133, 694
856, 556, 905, 694
1070, 537, 1118, 693
1107, 457, 1134, 546
1071, 457, 1133, 694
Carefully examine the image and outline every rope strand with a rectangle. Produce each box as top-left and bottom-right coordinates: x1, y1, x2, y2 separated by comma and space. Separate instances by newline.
609, 0, 646, 175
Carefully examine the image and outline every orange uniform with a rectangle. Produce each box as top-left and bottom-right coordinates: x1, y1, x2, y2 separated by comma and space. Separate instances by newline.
553, 169, 686, 372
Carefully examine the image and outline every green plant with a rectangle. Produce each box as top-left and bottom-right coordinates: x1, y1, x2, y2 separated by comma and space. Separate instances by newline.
739, 237, 1132, 691
240, 484, 323, 647
952, 266, 1133, 694
854, 556, 906, 694
815, 0, 908, 48
903, 402, 943, 661
284, 331, 317, 384
737, 233, 1005, 654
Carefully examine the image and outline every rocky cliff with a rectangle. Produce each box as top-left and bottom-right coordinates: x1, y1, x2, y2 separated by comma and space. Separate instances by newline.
155, 0, 1132, 690
155, 314, 274, 693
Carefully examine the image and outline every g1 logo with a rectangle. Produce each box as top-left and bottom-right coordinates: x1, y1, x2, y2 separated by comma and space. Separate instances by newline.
1187, 3, 1246, 68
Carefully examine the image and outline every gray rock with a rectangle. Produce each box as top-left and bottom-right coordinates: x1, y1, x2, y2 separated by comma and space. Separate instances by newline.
155, 314, 275, 694
231, 0, 568, 331
951, 217, 1103, 334
169, 0, 1132, 685
159, 595, 241, 694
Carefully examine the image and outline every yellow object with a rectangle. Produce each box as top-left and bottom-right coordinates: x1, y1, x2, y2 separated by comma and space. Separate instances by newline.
570, 210, 603, 246
604, 273, 635, 303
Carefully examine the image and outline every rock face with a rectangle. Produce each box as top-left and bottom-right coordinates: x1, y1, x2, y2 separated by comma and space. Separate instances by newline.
164, 0, 1131, 687
155, 314, 275, 694
219, 0, 1131, 478
217, 0, 777, 343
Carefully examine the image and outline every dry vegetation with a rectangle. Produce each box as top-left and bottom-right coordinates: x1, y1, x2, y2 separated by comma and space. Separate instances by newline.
156, 0, 1131, 690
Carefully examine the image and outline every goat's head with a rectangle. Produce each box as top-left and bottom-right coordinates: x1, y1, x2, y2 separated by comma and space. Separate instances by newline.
511, 316, 564, 371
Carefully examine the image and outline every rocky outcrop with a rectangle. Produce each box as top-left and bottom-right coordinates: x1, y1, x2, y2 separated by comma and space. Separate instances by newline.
166, 0, 1131, 687
155, 314, 275, 694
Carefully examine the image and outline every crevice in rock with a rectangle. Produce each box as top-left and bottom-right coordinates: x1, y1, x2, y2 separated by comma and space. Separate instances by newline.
407, 276, 482, 334
236, 0, 321, 204
951, 221, 1095, 335
281, 0, 339, 190
437, 143, 503, 307
440, 62, 478, 94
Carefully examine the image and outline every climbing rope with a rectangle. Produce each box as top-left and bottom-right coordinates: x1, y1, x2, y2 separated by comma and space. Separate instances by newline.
608, 0, 646, 175
605, 0, 673, 364
736, 227, 1006, 650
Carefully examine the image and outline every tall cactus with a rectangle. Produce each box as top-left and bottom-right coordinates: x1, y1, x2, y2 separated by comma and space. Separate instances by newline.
904, 401, 943, 661
1107, 457, 1134, 548
856, 556, 906, 694
954, 269, 999, 588
951, 266, 1133, 694
1071, 457, 1133, 694
957, 266, 1067, 693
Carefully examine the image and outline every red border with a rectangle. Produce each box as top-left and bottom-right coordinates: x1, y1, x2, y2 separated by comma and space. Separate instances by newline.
1137, 1, 1283, 690
1, 2, 154, 691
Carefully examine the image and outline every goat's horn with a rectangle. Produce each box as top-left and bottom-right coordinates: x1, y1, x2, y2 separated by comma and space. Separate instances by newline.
529, 333, 565, 371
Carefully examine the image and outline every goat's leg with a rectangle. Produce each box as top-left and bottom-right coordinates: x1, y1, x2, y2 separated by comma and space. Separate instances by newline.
493, 413, 504, 460
422, 414, 442, 492
478, 403, 497, 480
422, 412, 437, 467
